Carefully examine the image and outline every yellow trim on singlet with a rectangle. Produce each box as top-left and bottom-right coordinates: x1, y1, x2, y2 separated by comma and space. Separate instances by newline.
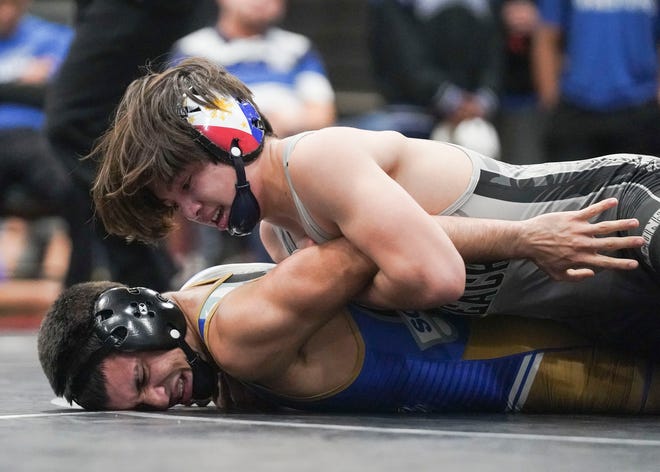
251, 310, 366, 402
462, 315, 588, 360
195, 273, 233, 345
185, 276, 225, 288
202, 300, 222, 346
460, 316, 658, 413
526, 348, 656, 413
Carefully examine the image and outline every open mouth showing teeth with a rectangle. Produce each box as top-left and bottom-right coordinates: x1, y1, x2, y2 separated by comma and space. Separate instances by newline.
211, 207, 223, 225
174, 375, 184, 406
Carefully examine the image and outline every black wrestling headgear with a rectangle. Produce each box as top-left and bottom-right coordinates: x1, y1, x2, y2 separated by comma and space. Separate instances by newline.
70, 287, 218, 406
179, 93, 264, 236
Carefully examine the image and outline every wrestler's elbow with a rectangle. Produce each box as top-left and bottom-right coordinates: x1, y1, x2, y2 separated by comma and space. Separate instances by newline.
423, 268, 465, 307
395, 260, 465, 308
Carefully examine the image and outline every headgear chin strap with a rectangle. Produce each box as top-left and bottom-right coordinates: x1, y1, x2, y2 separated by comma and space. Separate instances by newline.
72, 287, 219, 407
227, 140, 261, 236
180, 93, 264, 236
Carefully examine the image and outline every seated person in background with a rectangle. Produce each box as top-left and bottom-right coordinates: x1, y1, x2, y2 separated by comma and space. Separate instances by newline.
0, 0, 73, 285
170, 0, 335, 138
0, 0, 73, 217
38, 237, 660, 413
349, 0, 501, 149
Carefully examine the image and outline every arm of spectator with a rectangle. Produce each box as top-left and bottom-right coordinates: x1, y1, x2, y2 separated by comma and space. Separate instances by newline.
302, 100, 336, 131
266, 100, 336, 137
532, 22, 562, 109
19, 57, 56, 85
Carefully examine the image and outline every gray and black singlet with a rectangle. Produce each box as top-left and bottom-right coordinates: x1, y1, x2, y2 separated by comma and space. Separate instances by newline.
275, 133, 660, 354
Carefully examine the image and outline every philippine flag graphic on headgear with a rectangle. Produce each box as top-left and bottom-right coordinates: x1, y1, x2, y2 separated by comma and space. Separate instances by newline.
183, 93, 264, 155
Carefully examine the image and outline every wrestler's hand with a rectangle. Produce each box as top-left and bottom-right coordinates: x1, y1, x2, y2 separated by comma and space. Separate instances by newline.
520, 198, 644, 281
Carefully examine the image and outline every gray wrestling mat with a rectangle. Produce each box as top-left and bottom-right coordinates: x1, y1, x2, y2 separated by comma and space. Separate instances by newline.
2, 332, 659, 471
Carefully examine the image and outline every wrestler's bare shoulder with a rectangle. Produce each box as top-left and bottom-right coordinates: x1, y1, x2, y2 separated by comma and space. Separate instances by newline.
288, 127, 408, 169
298, 127, 403, 150
299, 127, 464, 158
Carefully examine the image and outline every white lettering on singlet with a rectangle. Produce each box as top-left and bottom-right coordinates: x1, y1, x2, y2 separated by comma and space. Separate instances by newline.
573, 0, 656, 13
442, 261, 509, 317
398, 310, 458, 350
641, 208, 660, 267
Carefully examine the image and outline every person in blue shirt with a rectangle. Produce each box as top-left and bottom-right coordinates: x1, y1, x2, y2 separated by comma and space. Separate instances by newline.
170, 0, 336, 138
533, 0, 660, 161
0, 0, 72, 217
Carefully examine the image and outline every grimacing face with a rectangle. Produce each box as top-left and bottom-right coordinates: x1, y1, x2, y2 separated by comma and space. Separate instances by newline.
101, 349, 194, 410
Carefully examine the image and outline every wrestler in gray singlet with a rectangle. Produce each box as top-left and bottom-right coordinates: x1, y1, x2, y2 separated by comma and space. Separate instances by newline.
276, 132, 660, 356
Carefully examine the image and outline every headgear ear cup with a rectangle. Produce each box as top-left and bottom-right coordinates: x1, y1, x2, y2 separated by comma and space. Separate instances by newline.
227, 143, 261, 236
228, 183, 261, 236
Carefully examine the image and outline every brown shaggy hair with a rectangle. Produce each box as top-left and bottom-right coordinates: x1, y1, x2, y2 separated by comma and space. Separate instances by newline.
91, 57, 272, 243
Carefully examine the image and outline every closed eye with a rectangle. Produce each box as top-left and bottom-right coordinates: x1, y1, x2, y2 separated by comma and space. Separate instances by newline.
181, 175, 192, 192
163, 200, 179, 211
135, 363, 149, 396
134, 363, 143, 395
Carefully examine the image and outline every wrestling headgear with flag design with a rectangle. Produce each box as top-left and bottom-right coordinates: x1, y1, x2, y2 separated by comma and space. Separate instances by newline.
179, 92, 265, 236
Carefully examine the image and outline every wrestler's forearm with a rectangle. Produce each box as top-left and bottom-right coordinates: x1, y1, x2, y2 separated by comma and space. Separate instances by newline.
435, 199, 644, 281
205, 237, 379, 382
435, 215, 525, 262
259, 236, 379, 318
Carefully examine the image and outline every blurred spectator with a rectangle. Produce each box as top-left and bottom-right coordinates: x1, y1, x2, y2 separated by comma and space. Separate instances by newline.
493, 0, 545, 164
347, 0, 503, 153
169, 0, 336, 274
171, 0, 336, 138
44, 0, 215, 291
0, 0, 73, 281
533, 0, 660, 162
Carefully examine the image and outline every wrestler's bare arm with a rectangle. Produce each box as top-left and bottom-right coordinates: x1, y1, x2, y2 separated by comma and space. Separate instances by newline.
206, 238, 376, 382
437, 198, 644, 281
285, 128, 466, 309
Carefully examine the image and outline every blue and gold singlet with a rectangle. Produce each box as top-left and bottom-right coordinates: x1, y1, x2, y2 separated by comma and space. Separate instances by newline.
184, 265, 660, 414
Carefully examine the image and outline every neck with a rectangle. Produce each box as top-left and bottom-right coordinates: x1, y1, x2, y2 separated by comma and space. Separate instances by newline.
248, 137, 300, 228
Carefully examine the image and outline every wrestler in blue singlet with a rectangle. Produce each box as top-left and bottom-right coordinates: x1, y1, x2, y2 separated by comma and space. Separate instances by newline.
184, 265, 659, 414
